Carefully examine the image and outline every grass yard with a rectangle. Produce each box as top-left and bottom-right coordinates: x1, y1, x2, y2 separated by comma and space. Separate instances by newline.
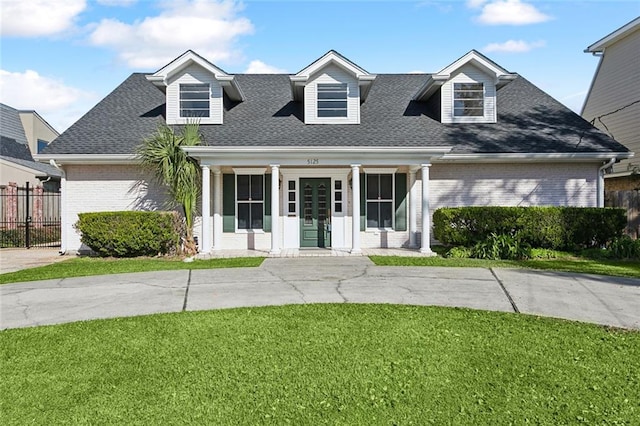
1, 304, 638, 424
0, 256, 264, 285
370, 254, 640, 278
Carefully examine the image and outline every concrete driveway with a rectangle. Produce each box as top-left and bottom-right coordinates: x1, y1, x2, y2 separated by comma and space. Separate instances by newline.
1, 257, 639, 330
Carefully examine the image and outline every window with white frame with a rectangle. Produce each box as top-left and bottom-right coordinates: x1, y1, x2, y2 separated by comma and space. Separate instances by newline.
453, 83, 484, 117
317, 83, 347, 117
366, 174, 393, 228
237, 175, 263, 230
180, 83, 210, 117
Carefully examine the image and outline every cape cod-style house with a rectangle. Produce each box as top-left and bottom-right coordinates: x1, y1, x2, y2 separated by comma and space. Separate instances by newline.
37, 50, 631, 255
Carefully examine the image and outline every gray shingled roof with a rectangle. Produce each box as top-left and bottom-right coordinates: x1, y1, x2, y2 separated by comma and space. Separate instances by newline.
43, 72, 628, 155
0, 105, 61, 177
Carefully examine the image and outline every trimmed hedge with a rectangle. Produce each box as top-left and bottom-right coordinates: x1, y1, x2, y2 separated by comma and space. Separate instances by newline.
433, 207, 626, 250
75, 211, 181, 257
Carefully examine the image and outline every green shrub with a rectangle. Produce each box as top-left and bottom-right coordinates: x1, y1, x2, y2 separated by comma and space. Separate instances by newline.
0, 227, 61, 248
471, 232, 532, 260
607, 236, 640, 259
75, 211, 181, 257
445, 246, 473, 258
433, 207, 625, 250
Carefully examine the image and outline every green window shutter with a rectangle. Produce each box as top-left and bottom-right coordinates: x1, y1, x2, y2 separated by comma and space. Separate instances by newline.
360, 173, 366, 231
223, 174, 235, 232
263, 174, 271, 232
394, 173, 407, 231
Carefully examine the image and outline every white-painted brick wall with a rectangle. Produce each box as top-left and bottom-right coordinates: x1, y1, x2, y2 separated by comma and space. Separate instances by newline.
64, 165, 170, 252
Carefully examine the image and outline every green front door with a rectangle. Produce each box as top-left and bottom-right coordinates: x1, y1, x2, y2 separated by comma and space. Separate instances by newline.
300, 178, 331, 248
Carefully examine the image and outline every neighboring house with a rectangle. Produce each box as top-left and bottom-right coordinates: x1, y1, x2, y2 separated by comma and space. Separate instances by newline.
582, 17, 640, 190
1, 103, 61, 191
38, 49, 630, 255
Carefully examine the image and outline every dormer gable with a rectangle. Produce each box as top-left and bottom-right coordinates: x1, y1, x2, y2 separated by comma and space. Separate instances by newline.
146, 50, 244, 125
413, 50, 517, 124
290, 50, 376, 124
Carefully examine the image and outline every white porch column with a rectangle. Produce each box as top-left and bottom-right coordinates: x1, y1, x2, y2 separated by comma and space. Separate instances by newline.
420, 163, 433, 255
212, 168, 222, 251
409, 166, 418, 248
351, 164, 362, 254
270, 164, 281, 255
200, 164, 211, 254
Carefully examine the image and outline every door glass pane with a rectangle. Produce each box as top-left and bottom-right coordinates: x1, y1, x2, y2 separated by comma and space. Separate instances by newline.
237, 175, 249, 201
304, 184, 313, 225
318, 183, 326, 222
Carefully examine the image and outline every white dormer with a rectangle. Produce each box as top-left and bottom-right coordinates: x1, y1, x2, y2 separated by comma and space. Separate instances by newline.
146, 50, 244, 125
290, 50, 376, 124
413, 50, 517, 124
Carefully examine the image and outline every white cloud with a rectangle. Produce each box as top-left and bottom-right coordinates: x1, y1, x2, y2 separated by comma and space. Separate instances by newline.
473, 0, 551, 25
483, 39, 546, 53
244, 60, 287, 74
96, 0, 137, 6
0, 0, 86, 37
0, 69, 97, 132
89, 0, 254, 69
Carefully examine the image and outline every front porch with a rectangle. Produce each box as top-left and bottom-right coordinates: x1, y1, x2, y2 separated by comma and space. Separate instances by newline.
197, 247, 437, 259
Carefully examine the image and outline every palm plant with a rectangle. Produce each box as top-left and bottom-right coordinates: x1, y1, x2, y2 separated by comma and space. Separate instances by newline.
137, 121, 202, 256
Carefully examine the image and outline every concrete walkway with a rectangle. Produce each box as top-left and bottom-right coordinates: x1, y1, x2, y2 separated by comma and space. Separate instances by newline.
0, 248, 67, 274
1, 257, 639, 330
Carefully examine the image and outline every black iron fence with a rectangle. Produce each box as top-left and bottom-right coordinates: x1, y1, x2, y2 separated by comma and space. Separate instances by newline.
0, 182, 61, 248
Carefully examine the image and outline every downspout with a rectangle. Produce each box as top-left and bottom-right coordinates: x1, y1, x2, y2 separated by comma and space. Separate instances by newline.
597, 157, 616, 208
49, 160, 67, 254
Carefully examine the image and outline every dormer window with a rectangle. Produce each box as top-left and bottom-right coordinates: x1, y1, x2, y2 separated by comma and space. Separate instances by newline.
317, 83, 347, 118
180, 84, 210, 118
454, 83, 484, 117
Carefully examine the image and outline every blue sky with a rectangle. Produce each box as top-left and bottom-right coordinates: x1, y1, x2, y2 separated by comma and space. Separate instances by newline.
1, 0, 638, 132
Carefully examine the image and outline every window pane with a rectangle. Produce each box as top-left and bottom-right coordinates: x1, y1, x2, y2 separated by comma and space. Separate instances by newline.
180, 84, 209, 118
335, 180, 342, 190
288, 181, 295, 190
289, 203, 296, 213
367, 174, 378, 199
380, 202, 393, 228
251, 203, 263, 229
379, 174, 392, 199
251, 175, 263, 200
455, 107, 483, 117
238, 203, 250, 229
318, 83, 347, 91
454, 83, 483, 91
180, 92, 209, 100
318, 109, 347, 117
288, 192, 295, 202
335, 192, 342, 201
318, 101, 347, 109
237, 175, 250, 200
367, 202, 380, 228
180, 100, 209, 109
335, 203, 342, 213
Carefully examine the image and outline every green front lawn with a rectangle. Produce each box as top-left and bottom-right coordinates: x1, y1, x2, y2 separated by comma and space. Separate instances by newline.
0, 256, 264, 285
370, 254, 640, 278
1, 304, 638, 424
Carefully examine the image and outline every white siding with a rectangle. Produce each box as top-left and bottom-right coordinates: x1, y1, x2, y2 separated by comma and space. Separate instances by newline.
583, 28, 640, 175
304, 64, 360, 125
64, 165, 170, 252
441, 64, 496, 124
166, 64, 223, 125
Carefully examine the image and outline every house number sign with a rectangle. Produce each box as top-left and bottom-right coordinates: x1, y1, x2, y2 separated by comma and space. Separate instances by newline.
307, 158, 319, 165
